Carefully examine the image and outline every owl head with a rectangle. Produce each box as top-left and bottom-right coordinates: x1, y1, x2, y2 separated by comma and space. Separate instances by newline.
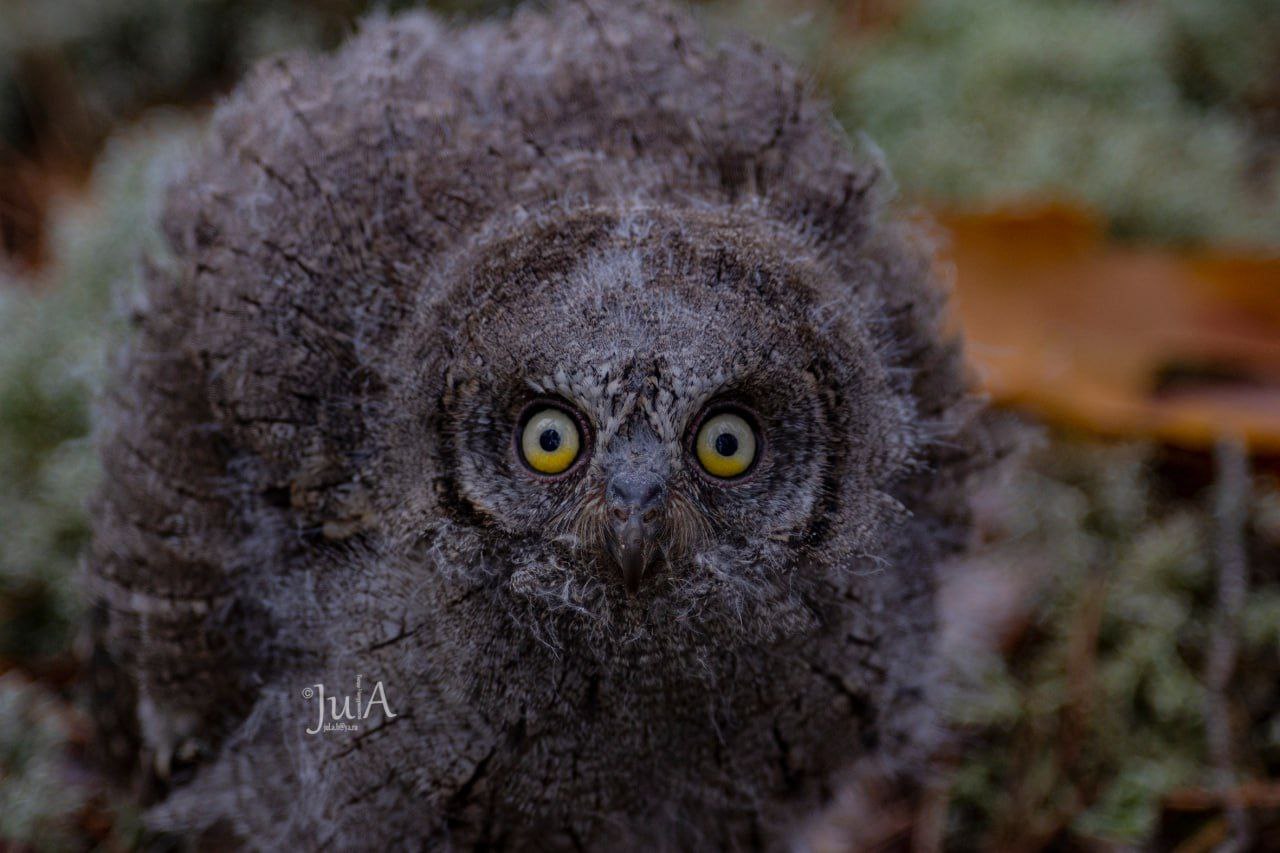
376, 203, 938, 655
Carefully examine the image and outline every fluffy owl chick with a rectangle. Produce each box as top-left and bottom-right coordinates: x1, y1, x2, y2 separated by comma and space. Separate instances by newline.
89, 1, 998, 848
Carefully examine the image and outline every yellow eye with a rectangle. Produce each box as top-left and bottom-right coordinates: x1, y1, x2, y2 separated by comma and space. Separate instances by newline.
694, 411, 757, 479
520, 407, 582, 475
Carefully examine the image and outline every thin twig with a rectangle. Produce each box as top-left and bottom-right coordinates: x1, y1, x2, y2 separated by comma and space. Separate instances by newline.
1166, 780, 1280, 812
1204, 437, 1251, 853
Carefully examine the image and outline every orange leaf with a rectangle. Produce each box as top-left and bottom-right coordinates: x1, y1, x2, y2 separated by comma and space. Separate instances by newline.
939, 204, 1280, 451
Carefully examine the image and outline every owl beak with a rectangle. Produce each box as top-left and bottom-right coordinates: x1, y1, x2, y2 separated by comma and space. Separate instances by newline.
611, 513, 654, 596
604, 472, 665, 595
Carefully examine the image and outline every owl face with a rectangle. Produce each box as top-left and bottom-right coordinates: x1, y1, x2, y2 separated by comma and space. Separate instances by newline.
388, 210, 910, 648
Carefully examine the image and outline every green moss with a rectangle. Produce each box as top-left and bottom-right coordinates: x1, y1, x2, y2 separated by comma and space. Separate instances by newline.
944, 441, 1280, 846
0, 117, 192, 667
705, 0, 1280, 249
0, 674, 89, 849
0, 671, 144, 850
848, 0, 1280, 247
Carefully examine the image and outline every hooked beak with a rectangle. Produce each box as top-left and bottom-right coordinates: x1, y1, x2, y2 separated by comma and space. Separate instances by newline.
608, 510, 660, 595
604, 472, 665, 595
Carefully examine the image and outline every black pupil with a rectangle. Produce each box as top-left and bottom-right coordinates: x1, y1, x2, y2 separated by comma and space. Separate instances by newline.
714, 432, 739, 457
539, 428, 562, 453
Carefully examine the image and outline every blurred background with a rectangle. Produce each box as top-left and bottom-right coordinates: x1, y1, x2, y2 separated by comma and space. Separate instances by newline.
1, 0, 1278, 849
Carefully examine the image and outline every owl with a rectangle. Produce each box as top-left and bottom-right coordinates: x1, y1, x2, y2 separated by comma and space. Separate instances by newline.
88, 1, 999, 848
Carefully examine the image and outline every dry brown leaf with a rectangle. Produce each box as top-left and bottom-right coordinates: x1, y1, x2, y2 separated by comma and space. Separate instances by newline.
939, 204, 1280, 451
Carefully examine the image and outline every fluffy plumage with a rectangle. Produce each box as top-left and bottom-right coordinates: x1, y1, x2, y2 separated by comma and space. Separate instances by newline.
88, 1, 999, 848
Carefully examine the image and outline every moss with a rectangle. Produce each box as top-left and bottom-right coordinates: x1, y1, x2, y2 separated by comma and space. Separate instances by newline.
705, 0, 1280, 249
0, 117, 192, 668
944, 440, 1280, 846
0, 671, 144, 849
848, 0, 1280, 247
0, 674, 89, 848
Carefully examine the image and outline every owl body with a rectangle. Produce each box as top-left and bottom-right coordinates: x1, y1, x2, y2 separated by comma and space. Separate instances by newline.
89, 2, 995, 848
